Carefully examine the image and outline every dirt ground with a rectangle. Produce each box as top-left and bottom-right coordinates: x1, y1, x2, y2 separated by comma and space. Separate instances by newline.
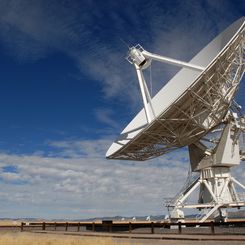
0, 231, 245, 245
120, 239, 245, 245
0, 221, 245, 245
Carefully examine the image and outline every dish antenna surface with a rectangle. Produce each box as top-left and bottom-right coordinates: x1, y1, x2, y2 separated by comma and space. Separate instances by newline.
107, 17, 245, 222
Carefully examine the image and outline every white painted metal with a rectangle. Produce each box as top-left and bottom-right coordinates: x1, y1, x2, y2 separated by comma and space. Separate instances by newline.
168, 170, 245, 222
135, 65, 156, 123
167, 117, 245, 222
192, 119, 242, 171
214, 123, 240, 167
231, 177, 245, 190
135, 66, 154, 124
107, 17, 245, 222
199, 205, 222, 223
106, 17, 245, 160
142, 50, 205, 72
176, 180, 201, 205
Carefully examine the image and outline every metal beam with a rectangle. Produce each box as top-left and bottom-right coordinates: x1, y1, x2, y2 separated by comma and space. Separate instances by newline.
142, 50, 205, 72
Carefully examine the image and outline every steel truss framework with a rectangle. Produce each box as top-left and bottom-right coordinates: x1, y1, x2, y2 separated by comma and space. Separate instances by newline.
109, 27, 245, 161
166, 169, 245, 222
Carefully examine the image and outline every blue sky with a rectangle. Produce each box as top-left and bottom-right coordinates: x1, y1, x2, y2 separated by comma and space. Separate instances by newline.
0, 0, 244, 219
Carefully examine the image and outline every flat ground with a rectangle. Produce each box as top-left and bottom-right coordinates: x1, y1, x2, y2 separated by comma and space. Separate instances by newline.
1, 232, 245, 245
1, 220, 245, 245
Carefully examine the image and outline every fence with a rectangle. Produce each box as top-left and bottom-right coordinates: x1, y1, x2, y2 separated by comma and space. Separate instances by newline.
15, 220, 245, 235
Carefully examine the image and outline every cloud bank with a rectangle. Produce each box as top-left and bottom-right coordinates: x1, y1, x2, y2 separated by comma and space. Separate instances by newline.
0, 139, 192, 219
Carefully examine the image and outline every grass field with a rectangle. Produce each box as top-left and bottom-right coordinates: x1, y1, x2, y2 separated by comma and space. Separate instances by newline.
0, 220, 21, 226
0, 233, 141, 245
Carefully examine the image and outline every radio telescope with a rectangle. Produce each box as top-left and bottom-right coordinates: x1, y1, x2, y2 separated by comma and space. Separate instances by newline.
107, 17, 245, 222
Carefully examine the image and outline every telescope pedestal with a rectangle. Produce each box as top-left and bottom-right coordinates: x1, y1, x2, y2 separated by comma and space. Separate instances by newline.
170, 166, 245, 222
168, 120, 245, 222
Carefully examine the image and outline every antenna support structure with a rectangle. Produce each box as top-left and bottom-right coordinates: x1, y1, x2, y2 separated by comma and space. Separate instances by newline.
167, 113, 245, 222
126, 44, 205, 124
127, 44, 245, 222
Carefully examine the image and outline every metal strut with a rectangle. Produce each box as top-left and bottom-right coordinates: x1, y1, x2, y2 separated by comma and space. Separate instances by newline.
166, 117, 245, 222
128, 44, 205, 125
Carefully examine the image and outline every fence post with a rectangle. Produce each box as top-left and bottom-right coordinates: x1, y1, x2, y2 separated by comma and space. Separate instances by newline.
77, 222, 80, 232
42, 222, 46, 231
151, 222, 154, 234
109, 223, 112, 233
210, 221, 215, 234
129, 222, 132, 233
65, 222, 68, 231
178, 222, 182, 234
92, 222, 95, 232
21, 222, 24, 232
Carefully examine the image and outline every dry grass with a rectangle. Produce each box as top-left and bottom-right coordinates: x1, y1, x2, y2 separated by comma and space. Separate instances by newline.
0, 220, 21, 226
0, 233, 141, 245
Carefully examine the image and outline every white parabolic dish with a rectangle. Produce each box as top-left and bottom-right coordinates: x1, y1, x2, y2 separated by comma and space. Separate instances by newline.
106, 17, 245, 161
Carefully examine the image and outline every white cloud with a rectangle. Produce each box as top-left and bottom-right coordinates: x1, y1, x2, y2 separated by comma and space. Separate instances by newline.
0, 172, 22, 181
0, 139, 192, 219
47, 138, 110, 158
93, 108, 120, 129
0, 138, 244, 219
0, 0, 241, 109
